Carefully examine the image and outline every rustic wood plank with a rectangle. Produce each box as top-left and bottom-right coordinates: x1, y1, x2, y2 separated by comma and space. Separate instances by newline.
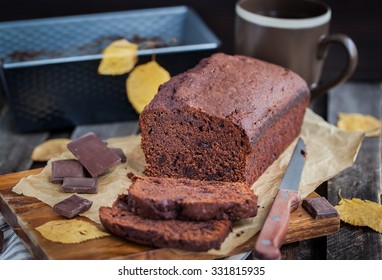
0, 169, 339, 259
0, 169, 42, 191
327, 82, 382, 260
298, 236, 327, 260
281, 242, 300, 260
0, 106, 49, 174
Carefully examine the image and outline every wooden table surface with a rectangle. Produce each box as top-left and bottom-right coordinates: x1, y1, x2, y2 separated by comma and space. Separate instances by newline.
0, 81, 381, 260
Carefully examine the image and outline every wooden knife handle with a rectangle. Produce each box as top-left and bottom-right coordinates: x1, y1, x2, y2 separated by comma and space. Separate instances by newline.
252, 189, 300, 260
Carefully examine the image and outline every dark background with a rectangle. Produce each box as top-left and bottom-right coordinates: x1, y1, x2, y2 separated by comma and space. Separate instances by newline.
0, 0, 381, 82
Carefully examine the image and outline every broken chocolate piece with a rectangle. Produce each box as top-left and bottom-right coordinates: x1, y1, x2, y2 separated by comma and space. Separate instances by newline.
50, 159, 85, 184
111, 147, 126, 163
67, 132, 121, 177
302, 197, 339, 220
53, 195, 93, 218
61, 177, 98, 194
0, 230, 3, 253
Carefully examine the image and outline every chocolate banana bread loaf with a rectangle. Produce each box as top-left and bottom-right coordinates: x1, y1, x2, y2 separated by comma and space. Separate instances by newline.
99, 199, 232, 252
139, 53, 310, 185
125, 175, 258, 221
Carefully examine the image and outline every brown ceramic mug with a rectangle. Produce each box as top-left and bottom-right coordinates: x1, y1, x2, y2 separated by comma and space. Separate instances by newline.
235, 0, 358, 99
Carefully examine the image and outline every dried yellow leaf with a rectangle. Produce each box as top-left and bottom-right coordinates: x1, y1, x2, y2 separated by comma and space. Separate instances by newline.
98, 39, 138, 75
36, 219, 109, 244
31, 138, 71, 161
126, 60, 170, 113
337, 112, 381, 137
335, 197, 382, 233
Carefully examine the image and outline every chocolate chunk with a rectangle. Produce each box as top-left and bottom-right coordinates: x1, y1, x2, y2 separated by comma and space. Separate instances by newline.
67, 132, 121, 177
0, 230, 3, 253
111, 147, 126, 163
53, 195, 93, 218
302, 197, 339, 220
61, 177, 98, 194
50, 159, 85, 184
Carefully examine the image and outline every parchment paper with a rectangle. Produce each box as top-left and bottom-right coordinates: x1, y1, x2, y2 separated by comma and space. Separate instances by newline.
12, 109, 364, 255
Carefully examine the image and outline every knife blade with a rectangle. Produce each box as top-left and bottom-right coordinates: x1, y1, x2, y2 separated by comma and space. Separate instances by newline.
252, 137, 306, 260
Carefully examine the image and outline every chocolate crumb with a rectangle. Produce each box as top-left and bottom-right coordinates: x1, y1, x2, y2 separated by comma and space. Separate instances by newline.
301, 149, 308, 157
127, 172, 137, 181
235, 231, 243, 238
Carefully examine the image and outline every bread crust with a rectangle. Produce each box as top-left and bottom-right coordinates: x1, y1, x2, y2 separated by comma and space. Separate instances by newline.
140, 53, 310, 185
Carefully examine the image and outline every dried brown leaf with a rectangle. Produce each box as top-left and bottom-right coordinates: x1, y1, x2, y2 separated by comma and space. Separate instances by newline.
36, 219, 109, 244
335, 197, 382, 233
126, 60, 170, 113
98, 39, 138, 75
337, 112, 381, 137
31, 138, 71, 161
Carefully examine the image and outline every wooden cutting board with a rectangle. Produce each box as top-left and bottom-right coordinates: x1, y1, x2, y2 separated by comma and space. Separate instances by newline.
0, 169, 340, 260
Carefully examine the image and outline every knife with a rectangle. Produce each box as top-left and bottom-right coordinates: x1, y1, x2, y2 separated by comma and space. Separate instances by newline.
252, 137, 306, 260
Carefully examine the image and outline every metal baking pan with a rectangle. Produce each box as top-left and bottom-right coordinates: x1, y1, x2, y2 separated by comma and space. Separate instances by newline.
0, 6, 220, 132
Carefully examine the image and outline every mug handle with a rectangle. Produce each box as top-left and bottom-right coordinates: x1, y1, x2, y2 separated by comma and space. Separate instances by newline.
310, 34, 358, 100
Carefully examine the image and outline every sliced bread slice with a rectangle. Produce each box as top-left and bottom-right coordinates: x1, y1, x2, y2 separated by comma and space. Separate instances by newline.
99, 200, 232, 252
126, 175, 258, 221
